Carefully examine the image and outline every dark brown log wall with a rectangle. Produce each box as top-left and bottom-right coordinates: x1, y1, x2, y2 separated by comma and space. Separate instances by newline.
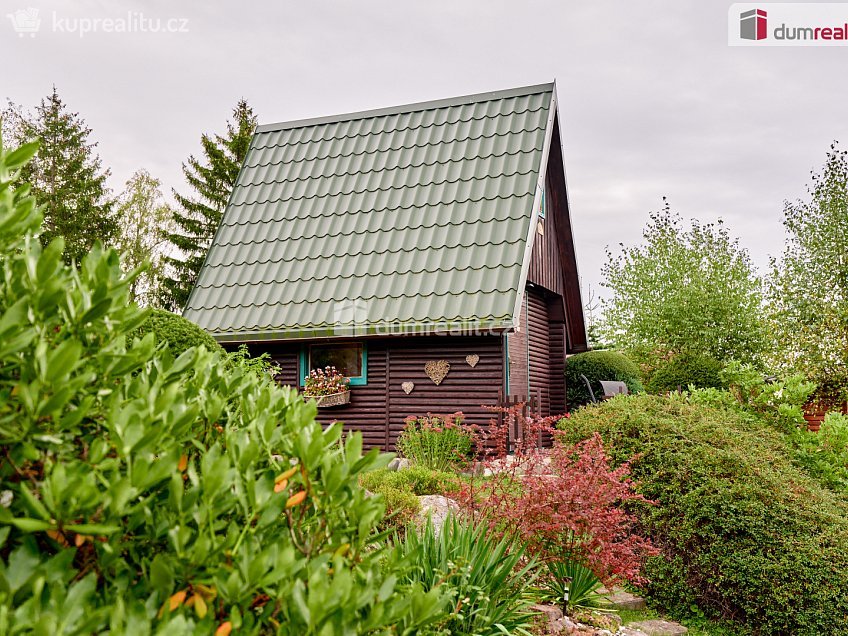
527, 186, 565, 298
526, 288, 567, 417
527, 290, 551, 416
382, 336, 504, 450
549, 319, 566, 414
545, 117, 588, 353
508, 293, 528, 396
244, 335, 504, 451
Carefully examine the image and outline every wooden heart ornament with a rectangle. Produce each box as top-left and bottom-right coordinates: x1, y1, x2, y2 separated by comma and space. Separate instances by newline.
402, 381, 414, 394
465, 354, 480, 368
424, 360, 450, 385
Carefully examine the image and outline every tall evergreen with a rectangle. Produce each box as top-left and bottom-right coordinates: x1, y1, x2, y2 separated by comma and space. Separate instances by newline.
5, 88, 115, 264
160, 99, 257, 311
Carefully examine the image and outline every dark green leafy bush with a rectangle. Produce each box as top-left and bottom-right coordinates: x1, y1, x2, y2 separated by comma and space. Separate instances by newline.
395, 516, 538, 636
360, 467, 458, 533
375, 487, 421, 531
360, 467, 458, 497
565, 350, 643, 409
645, 353, 724, 393
790, 413, 848, 492
0, 139, 445, 634
560, 394, 848, 635
129, 307, 222, 356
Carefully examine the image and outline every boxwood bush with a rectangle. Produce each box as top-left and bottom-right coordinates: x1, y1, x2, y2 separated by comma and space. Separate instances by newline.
565, 350, 643, 409
0, 140, 446, 633
129, 307, 222, 356
560, 394, 848, 635
645, 353, 724, 393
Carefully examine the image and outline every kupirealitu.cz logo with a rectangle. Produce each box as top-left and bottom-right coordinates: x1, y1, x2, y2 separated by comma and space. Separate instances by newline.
730, 3, 848, 46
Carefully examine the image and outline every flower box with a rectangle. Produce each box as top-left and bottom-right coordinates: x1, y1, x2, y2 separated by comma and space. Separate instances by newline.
309, 391, 350, 408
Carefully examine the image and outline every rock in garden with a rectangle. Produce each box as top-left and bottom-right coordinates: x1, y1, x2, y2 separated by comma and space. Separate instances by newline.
603, 588, 646, 611
626, 619, 687, 636
532, 604, 564, 623
386, 457, 411, 471
417, 495, 458, 534
531, 604, 564, 633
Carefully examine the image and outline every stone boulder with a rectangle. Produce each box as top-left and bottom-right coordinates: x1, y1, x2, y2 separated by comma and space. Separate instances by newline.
417, 495, 458, 534
386, 457, 411, 471
602, 588, 646, 611
626, 619, 687, 636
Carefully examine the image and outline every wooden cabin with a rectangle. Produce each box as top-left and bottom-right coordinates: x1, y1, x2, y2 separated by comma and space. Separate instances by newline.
184, 82, 588, 450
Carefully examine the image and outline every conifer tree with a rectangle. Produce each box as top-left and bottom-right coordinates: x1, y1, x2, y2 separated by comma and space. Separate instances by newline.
160, 99, 257, 311
4, 88, 115, 264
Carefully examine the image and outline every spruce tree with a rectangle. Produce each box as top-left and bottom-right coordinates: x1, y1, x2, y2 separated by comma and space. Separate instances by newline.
160, 99, 257, 311
5, 88, 115, 264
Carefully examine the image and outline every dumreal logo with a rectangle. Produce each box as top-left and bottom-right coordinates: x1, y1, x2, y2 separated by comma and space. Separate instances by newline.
740, 8, 767, 40
6, 7, 40, 37
730, 3, 848, 46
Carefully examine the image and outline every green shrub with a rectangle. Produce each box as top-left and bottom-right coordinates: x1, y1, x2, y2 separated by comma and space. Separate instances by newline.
377, 486, 421, 531
0, 139, 445, 634
644, 353, 724, 393
395, 516, 538, 636
360, 467, 460, 533
719, 360, 816, 432
360, 466, 457, 497
560, 393, 848, 635
790, 413, 848, 492
225, 343, 281, 380
397, 413, 474, 472
542, 559, 604, 613
129, 307, 222, 356
565, 350, 643, 409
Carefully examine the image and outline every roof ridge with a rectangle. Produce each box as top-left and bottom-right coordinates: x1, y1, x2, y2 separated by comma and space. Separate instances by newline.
256, 82, 554, 134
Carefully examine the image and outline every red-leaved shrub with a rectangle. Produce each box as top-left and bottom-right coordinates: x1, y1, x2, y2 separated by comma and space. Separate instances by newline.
459, 404, 656, 587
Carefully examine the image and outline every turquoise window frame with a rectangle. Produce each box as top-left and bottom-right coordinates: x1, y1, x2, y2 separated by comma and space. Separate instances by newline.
300, 342, 368, 386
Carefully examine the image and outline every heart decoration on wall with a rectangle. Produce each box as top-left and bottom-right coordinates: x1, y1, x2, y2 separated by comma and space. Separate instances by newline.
424, 360, 450, 385
402, 381, 414, 394
465, 354, 480, 368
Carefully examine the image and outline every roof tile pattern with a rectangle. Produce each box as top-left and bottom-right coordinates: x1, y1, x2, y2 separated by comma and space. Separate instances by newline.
184, 84, 553, 341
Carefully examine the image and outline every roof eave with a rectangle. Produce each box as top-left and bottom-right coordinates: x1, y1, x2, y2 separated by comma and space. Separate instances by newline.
509, 83, 559, 327
256, 82, 556, 134
209, 319, 515, 345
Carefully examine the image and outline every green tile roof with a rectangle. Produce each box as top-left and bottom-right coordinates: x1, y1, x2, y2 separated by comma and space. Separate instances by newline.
184, 83, 557, 342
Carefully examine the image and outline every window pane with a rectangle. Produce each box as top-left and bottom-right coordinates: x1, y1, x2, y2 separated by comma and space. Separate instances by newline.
310, 344, 363, 378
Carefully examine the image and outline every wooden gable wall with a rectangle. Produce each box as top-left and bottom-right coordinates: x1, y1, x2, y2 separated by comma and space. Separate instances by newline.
252, 335, 504, 451
516, 111, 585, 417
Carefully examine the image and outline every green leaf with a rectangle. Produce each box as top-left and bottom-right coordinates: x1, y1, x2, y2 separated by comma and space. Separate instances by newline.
19, 484, 51, 520
149, 554, 174, 594
10, 517, 52, 532
5, 543, 40, 592
65, 523, 120, 535
4, 141, 40, 170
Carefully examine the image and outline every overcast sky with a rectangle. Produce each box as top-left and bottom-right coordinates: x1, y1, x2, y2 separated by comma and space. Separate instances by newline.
4, 0, 846, 298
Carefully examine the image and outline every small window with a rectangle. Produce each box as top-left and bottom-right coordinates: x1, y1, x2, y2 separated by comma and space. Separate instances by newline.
538, 188, 546, 219
301, 342, 367, 386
